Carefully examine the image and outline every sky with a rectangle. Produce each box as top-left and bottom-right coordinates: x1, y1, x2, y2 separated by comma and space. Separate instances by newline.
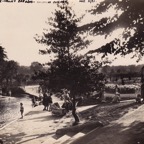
0, 0, 143, 66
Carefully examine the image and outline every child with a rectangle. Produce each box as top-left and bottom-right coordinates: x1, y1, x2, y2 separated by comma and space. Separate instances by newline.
43, 92, 48, 111
20, 103, 24, 119
48, 93, 53, 111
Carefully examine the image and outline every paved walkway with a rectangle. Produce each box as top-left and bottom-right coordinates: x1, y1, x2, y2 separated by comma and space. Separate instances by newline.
0, 104, 95, 144
0, 86, 96, 144
2, 85, 140, 144
72, 104, 144, 144
0, 101, 74, 144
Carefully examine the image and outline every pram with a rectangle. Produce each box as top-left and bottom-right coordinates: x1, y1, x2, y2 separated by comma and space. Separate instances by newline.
51, 102, 67, 116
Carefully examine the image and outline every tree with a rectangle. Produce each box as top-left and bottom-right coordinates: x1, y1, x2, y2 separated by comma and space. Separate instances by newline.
1, 60, 19, 87
35, 2, 104, 125
16, 66, 33, 86
79, 0, 144, 61
15, 73, 25, 86
30, 61, 43, 73
0, 46, 7, 86
0, 46, 7, 62
101, 65, 111, 79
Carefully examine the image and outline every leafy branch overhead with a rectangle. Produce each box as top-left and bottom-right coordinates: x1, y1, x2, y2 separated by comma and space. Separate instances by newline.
79, 0, 144, 61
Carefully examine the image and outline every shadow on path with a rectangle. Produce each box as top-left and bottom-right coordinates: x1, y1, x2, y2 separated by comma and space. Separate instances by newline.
72, 120, 144, 144
0, 132, 26, 144
26, 114, 60, 122
0, 130, 55, 144
25, 110, 46, 116
16, 132, 55, 144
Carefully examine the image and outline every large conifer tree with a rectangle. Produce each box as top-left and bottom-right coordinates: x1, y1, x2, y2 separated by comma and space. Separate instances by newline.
35, 1, 105, 124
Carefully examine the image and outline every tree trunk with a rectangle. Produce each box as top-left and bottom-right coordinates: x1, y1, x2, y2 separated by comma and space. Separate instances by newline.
67, 44, 80, 125
141, 83, 144, 100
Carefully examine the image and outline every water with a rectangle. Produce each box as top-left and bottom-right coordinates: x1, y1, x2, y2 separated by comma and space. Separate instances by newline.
0, 95, 32, 128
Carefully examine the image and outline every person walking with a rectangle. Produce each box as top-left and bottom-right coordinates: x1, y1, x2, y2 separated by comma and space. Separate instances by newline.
20, 103, 24, 119
43, 92, 49, 111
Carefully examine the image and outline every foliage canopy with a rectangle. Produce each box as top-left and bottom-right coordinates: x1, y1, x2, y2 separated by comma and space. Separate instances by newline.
79, 0, 144, 61
35, 2, 105, 95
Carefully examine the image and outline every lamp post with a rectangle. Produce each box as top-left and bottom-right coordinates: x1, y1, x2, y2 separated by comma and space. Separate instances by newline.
141, 66, 144, 101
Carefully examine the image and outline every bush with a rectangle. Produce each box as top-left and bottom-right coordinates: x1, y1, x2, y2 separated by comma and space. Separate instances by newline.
105, 84, 140, 94
11, 87, 25, 96
105, 97, 113, 102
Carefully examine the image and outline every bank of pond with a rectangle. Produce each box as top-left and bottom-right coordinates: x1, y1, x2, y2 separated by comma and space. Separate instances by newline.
0, 94, 33, 129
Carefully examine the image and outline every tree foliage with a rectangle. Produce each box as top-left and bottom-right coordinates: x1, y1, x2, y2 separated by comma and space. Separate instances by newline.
30, 61, 43, 73
79, 0, 144, 61
0, 46, 7, 85
39, 55, 104, 95
0, 60, 19, 86
35, 2, 106, 123
35, 2, 105, 94
0, 46, 7, 62
35, 2, 90, 58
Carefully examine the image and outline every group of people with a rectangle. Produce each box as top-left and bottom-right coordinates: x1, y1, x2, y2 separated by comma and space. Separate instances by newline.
42, 92, 53, 111
61, 89, 73, 112
19, 88, 77, 118
50, 89, 73, 116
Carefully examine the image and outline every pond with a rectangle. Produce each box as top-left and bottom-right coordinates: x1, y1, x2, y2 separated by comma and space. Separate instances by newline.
0, 95, 32, 128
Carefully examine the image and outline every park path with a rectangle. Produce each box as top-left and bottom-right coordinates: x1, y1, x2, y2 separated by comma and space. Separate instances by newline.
19, 86, 144, 144
0, 85, 66, 144
72, 103, 144, 144
0, 85, 95, 144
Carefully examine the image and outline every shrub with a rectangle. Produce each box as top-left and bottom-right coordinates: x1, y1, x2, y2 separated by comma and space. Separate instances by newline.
11, 87, 25, 96
105, 84, 140, 94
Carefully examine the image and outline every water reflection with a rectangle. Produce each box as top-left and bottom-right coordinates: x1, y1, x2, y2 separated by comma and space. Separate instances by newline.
0, 95, 32, 128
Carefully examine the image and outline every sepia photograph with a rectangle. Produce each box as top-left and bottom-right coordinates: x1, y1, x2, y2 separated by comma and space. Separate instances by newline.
0, 0, 144, 143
